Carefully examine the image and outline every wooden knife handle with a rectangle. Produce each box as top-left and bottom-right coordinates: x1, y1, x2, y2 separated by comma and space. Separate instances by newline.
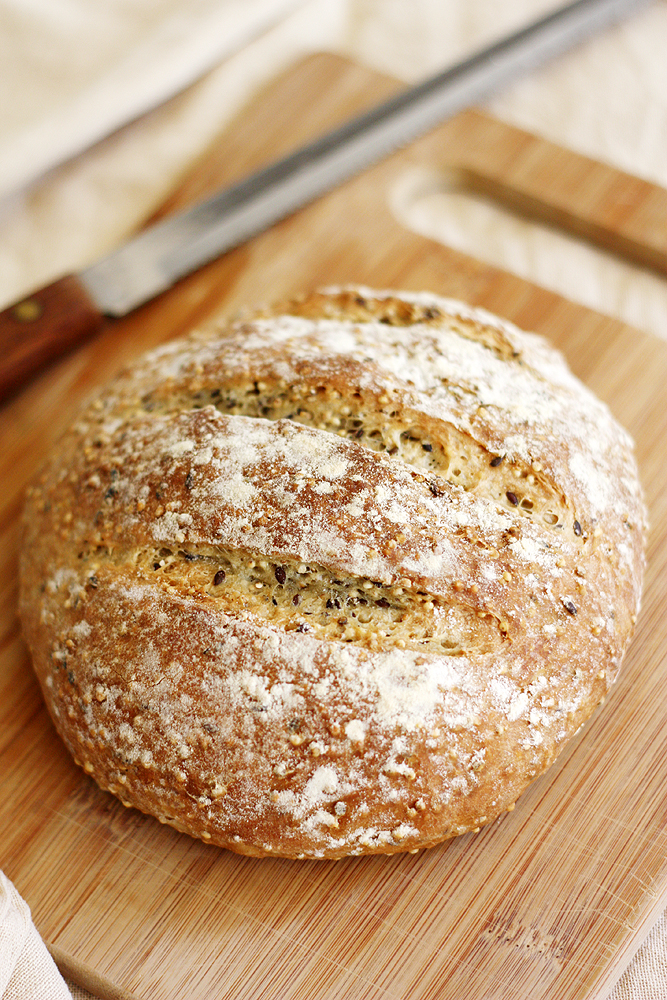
0, 275, 105, 403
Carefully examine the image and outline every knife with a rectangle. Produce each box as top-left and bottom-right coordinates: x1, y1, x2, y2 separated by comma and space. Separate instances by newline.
0, 0, 651, 401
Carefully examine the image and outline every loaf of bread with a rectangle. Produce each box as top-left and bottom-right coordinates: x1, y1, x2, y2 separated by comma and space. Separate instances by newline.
19, 286, 646, 859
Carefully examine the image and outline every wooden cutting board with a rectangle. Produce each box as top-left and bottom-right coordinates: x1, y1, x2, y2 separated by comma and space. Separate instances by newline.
2, 53, 667, 1000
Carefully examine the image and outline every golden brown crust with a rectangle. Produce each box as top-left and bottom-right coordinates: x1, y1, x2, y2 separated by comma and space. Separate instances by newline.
19, 286, 647, 859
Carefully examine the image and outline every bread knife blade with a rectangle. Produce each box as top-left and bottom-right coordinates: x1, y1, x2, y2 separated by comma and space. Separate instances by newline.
0, 0, 652, 400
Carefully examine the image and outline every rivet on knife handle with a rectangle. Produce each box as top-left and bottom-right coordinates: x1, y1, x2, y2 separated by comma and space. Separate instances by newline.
0, 276, 104, 402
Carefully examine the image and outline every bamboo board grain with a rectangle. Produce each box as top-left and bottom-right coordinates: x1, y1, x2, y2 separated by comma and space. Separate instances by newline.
2, 53, 667, 1000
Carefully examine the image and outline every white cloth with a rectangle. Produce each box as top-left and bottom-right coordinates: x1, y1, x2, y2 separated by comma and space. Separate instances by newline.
0, 872, 71, 1000
0, 0, 347, 307
2, 2, 667, 999
0, 0, 307, 202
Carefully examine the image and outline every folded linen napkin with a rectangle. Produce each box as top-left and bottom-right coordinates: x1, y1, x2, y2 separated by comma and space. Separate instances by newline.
0, 0, 345, 309
0, 871, 71, 1000
0, 0, 307, 203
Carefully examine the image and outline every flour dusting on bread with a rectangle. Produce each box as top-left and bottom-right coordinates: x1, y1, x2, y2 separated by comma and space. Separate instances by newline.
19, 287, 646, 859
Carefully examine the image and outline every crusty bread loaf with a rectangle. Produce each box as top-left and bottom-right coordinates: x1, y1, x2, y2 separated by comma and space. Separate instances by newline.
19, 286, 646, 859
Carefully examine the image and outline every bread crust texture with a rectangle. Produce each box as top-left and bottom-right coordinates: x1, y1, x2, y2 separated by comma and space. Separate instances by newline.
19, 286, 646, 859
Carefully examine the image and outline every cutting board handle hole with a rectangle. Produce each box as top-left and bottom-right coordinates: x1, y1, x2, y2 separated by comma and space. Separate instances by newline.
391, 166, 667, 343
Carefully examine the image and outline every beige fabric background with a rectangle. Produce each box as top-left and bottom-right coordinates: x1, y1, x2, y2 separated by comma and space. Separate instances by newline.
0, 873, 72, 1000
1, 1, 666, 997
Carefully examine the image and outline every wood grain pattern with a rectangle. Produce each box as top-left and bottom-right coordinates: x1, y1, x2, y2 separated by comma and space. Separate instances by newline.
1, 53, 667, 1000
